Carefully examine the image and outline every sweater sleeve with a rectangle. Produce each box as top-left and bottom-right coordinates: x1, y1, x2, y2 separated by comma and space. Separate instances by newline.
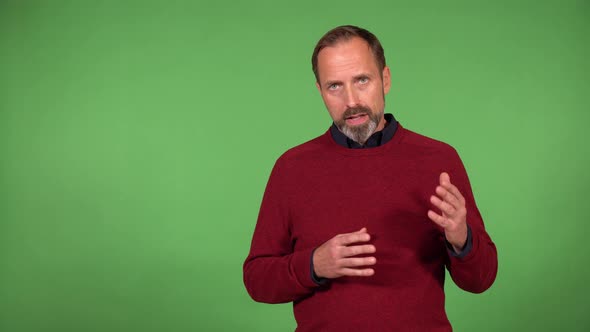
243, 157, 322, 303
445, 150, 498, 294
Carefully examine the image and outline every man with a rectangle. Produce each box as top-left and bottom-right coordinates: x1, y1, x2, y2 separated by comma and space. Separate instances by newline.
243, 25, 497, 331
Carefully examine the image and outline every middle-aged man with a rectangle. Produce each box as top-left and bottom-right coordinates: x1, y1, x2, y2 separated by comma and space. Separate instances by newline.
243, 25, 498, 331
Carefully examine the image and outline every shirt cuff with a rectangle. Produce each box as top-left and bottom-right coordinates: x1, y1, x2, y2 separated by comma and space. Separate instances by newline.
447, 224, 472, 259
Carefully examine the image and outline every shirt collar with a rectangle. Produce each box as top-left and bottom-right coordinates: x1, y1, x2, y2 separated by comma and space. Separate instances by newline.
330, 113, 398, 149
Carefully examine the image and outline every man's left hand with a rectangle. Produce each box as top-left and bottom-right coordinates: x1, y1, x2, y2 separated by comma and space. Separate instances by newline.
427, 172, 468, 253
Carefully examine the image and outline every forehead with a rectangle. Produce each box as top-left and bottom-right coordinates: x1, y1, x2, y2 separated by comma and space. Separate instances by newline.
316, 37, 378, 81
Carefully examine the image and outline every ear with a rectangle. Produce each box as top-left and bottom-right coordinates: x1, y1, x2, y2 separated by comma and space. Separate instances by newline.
382, 66, 391, 94
315, 81, 322, 93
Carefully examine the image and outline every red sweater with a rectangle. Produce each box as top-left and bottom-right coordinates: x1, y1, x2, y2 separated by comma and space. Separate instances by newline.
243, 124, 497, 331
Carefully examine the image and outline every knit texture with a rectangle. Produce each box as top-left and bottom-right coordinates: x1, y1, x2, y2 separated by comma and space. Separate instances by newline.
243, 123, 497, 332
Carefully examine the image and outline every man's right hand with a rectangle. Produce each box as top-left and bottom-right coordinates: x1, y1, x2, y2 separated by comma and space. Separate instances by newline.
313, 227, 377, 279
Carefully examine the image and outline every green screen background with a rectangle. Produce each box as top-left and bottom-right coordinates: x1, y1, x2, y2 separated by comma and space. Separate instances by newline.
1, 1, 588, 331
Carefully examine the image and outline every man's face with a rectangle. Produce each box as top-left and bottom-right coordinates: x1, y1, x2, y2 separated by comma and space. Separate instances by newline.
316, 37, 391, 144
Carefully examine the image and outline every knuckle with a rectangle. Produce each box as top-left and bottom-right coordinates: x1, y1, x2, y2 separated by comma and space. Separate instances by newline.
329, 247, 339, 259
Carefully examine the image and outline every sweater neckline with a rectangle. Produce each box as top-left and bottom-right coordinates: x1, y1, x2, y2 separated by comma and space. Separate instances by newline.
323, 122, 406, 156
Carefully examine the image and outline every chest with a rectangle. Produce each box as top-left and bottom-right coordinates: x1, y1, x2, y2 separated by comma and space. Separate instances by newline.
287, 155, 446, 257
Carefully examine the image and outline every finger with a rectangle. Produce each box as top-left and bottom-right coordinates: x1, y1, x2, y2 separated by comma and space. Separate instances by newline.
427, 209, 448, 228
341, 244, 376, 257
430, 194, 457, 216
340, 256, 377, 267
336, 227, 367, 239
439, 181, 464, 204
340, 267, 375, 277
439, 173, 466, 205
337, 231, 371, 246
438, 186, 466, 216
446, 183, 466, 206
435, 186, 462, 209
440, 172, 450, 186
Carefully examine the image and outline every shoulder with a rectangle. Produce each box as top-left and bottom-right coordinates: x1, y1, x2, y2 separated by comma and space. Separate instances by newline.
264, 132, 331, 182
275, 131, 331, 165
397, 124, 459, 157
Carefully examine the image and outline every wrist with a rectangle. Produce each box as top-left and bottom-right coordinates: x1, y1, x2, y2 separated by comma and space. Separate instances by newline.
447, 227, 468, 253
311, 247, 329, 285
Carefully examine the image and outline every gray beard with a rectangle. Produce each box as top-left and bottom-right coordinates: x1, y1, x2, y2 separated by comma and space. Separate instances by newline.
336, 106, 383, 145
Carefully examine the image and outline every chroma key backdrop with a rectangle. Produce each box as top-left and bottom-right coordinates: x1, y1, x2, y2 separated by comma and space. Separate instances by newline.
1, 1, 588, 331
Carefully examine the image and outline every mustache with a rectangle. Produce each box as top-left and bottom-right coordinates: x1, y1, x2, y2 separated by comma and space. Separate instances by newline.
342, 106, 372, 119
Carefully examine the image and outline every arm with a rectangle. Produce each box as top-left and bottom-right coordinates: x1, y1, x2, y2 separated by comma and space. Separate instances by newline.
428, 151, 498, 293
243, 158, 378, 303
243, 158, 321, 303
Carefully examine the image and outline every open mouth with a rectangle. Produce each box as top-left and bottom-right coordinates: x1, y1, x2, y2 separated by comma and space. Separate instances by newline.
345, 113, 368, 125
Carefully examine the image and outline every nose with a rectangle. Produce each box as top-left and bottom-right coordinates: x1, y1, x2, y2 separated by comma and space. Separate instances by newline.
345, 85, 360, 108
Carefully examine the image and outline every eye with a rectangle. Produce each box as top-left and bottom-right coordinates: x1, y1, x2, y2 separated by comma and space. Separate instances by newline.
327, 83, 340, 90
358, 77, 369, 84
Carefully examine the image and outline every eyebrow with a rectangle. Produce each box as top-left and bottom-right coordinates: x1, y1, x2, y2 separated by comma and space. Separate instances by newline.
353, 73, 372, 80
323, 80, 342, 88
